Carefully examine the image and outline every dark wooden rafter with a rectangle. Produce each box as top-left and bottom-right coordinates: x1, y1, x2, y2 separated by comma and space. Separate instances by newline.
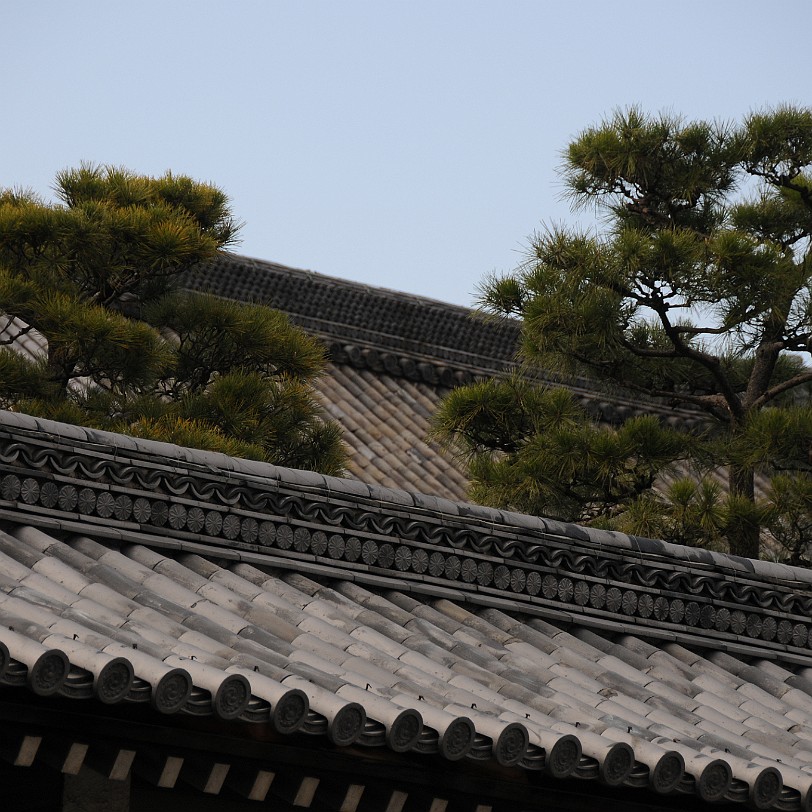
0, 414, 810, 811
0, 696, 703, 812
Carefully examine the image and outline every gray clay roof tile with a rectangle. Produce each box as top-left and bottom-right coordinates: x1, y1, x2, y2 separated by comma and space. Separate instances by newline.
4, 408, 812, 809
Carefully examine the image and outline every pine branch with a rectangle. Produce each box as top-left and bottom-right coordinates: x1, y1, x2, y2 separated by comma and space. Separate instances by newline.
752, 370, 812, 409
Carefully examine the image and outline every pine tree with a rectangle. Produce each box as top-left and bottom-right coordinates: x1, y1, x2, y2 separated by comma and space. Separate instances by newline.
435, 106, 812, 560
0, 165, 345, 475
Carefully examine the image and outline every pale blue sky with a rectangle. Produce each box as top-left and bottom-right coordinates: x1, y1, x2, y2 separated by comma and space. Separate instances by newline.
4, 2, 812, 305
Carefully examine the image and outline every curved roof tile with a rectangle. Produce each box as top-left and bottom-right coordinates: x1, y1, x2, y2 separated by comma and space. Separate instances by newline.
0, 411, 812, 810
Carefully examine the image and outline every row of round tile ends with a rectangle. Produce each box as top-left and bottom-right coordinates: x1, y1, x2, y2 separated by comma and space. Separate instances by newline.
0, 630, 795, 807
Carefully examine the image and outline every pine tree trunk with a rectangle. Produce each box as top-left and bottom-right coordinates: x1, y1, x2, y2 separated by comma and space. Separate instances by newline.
46, 345, 72, 398
727, 464, 760, 559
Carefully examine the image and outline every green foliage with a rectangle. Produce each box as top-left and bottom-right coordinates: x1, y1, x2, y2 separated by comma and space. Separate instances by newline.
433, 376, 584, 454
438, 106, 812, 560
0, 352, 53, 401
764, 474, 812, 566
730, 406, 812, 470
118, 415, 266, 461
147, 292, 326, 393
178, 371, 345, 473
0, 165, 239, 307
610, 478, 727, 549
0, 166, 346, 476
433, 377, 687, 522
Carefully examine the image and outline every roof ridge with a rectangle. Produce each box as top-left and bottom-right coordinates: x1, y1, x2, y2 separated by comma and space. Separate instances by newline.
204, 252, 480, 311
179, 252, 511, 366
180, 253, 708, 427
2, 409, 811, 667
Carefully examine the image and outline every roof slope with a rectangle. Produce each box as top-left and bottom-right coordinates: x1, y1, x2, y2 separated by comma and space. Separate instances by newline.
1, 252, 708, 501
2, 412, 812, 810
316, 362, 469, 497
179, 254, 709, 499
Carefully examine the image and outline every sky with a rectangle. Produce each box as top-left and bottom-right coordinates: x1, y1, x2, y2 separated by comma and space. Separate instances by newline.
4, 2, 812, 306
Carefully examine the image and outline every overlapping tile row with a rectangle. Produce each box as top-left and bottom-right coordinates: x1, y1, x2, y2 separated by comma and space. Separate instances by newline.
317, 363, 470, 500
2, 523, 812, 809
182, 254, 707, 427
0, 526, 563, 769
1, 413, 810, 660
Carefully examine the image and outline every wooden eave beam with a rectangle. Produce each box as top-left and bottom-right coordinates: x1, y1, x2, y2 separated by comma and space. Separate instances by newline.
0, 695, 713, 812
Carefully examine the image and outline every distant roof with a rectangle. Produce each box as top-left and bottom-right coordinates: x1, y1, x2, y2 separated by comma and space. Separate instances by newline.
179, 253, 706, 499
0, 252, 710, 502
181, 253, 521, 376
2, 411, 812, 810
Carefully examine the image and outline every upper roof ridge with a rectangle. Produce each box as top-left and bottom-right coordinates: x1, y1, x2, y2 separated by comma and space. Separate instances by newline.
179, 253, 708, 427
179, 252, 522, 374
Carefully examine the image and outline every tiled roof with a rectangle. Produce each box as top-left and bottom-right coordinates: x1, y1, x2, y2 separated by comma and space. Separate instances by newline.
317, 363, 470, 500
176, 253, 709, 500
179, 254, 521, 375
1, 253, 708, 502
182, 253, 707, 423
3, 411, 812, 810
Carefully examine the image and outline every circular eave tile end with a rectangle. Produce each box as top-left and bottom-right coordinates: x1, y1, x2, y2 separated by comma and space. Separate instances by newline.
600, 742, 635, 787
650, 751, 685, 794
95, 658, 135, 704
213, 673, 252, 721
440, 717, 475, 761
387, 708, 423, 753
273, 688, 310, 735
329, 702, 366, 747
495, 722, 530, 767
698, 759, 733, 803
546, 734, 582, 779
29, 649, 70, 696
152, 668, 193, 714
750, 767, 783, 810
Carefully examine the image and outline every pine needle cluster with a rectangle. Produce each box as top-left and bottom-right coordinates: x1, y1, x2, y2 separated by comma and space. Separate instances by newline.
435, 107, 812, 560
0, 165, 346, 475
